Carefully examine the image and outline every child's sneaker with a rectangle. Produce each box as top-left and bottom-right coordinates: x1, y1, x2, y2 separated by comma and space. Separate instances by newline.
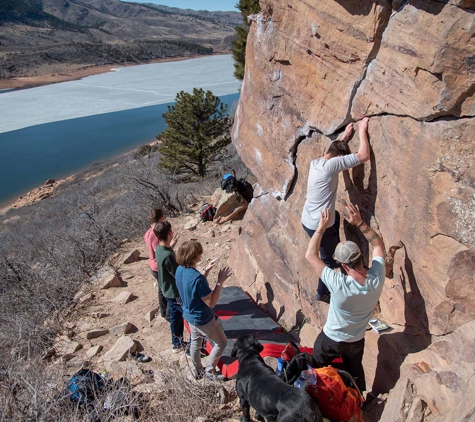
172, 344, 184, 354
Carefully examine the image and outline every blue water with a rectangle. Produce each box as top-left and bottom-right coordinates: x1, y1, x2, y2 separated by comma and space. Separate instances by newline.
0, 92, 239, 206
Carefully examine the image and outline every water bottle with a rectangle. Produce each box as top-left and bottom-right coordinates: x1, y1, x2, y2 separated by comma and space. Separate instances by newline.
276, 357, 284, 376
294, 365, 317, 391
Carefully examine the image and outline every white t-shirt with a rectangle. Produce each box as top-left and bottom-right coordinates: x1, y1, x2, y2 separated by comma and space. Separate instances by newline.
301, 154, 360, 230
322, 257, 386, 343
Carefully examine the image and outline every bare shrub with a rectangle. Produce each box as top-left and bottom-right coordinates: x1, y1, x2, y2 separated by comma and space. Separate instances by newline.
144, 366, 235, 422
0, 360, 145, 422
0, 144, 249, 415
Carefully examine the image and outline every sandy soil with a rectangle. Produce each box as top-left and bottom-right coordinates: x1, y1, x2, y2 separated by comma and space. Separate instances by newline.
0, 54, 224, 91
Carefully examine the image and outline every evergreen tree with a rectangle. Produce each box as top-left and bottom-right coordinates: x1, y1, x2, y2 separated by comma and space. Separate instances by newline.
232, 0, 260, 80
157, 88, 232, 179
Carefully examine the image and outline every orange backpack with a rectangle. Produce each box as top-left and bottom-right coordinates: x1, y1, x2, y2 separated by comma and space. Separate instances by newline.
306, 366, 364, 422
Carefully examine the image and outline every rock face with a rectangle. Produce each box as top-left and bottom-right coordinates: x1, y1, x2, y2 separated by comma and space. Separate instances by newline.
380, 320, 475, 421
230, 0, 475, 410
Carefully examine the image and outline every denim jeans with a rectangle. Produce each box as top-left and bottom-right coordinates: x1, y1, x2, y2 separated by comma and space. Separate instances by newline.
150, 269, 169, 319
313, 330, 366, 392
189, 315, 227, 375
302, 211, 341, 296
165, 297, 184, 347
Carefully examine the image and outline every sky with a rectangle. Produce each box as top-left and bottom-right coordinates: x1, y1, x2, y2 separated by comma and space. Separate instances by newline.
124, 0, 238, 12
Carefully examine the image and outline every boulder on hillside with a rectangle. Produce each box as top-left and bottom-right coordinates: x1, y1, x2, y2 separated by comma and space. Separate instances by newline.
91, 265, 122, 289
123, 250, 140, 264
144, 307, 159, 323
101, 336, 136, 362
86, 329, 109, 340
109, 322, 134, 336
54, 337, 82, 356
104, 361, 145, 385
213, 189, 247, 222
184, 218, 199, 231
79, 293, 95, 304
112, 291, 135, 304
91, 312, 109, 319
86, 345, 103, 359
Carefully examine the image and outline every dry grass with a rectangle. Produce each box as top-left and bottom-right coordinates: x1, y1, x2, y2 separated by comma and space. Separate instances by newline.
0, 358, 238, 422
0, 143, 249, 420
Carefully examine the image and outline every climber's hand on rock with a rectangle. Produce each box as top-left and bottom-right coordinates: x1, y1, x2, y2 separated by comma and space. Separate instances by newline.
359, 117, 369, 132
341, 122, 354, 142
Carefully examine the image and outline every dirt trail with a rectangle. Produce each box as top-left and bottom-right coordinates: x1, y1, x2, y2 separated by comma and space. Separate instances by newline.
55, 206, 244, 419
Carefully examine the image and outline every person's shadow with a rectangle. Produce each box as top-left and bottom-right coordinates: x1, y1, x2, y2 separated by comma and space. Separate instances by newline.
342, 146, 378, 267
340, 143, 431, 417
366, 244, 431, 420
256, 282, 285, 323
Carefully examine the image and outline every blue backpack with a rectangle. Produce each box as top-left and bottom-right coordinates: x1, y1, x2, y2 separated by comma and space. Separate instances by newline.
67, 369, 105, 404
221, 173, 236, 193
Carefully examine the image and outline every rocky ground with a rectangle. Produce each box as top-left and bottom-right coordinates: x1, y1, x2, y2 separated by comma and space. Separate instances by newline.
46, 202, 246, 421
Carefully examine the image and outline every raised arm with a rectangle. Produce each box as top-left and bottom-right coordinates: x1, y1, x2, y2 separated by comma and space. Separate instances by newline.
201, 266, 232, 308
355, 117, 370, 163
305, 209, 332, 279
345, 203, 385, 258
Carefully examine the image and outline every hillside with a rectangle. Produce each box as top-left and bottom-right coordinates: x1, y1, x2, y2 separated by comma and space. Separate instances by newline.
0, 0, 241, 79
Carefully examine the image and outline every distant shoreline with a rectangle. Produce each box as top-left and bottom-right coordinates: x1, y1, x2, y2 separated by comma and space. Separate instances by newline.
0, 53, 224, 91
0, 139, 159, 213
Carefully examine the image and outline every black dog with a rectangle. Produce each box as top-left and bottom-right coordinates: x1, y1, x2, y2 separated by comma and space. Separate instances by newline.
231, 335, 323, 422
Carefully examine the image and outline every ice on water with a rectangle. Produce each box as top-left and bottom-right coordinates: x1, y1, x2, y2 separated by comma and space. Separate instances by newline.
0, 55, 241, 134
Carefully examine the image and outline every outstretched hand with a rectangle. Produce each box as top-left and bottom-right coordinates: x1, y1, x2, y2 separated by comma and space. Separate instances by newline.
205, 258, 219, 272
345, 202, 363, 226
317, 209, 331, 232
217, 266, 232, 285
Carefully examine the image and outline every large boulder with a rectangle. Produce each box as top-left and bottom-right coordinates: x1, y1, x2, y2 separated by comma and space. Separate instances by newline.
229, 0, 475, 398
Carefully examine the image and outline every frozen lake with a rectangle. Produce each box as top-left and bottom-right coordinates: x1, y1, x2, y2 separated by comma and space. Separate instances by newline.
0, 54, 240, 205
0, 55, 241, 134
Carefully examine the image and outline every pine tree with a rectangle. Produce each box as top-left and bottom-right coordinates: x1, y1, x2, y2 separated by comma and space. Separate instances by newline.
157, 88, 232, 180
232, 0, 260, 80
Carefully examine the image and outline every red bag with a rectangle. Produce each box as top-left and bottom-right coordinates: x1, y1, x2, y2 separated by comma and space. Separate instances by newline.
281, 342, 300, 363
199, 203, 216, 222
307, 366, 364, 422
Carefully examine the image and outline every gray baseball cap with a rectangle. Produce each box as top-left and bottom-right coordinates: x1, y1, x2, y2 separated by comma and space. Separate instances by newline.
333, 241, 361, 264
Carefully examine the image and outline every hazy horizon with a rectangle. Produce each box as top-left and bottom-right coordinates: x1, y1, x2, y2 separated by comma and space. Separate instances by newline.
122, 0, 238, 12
